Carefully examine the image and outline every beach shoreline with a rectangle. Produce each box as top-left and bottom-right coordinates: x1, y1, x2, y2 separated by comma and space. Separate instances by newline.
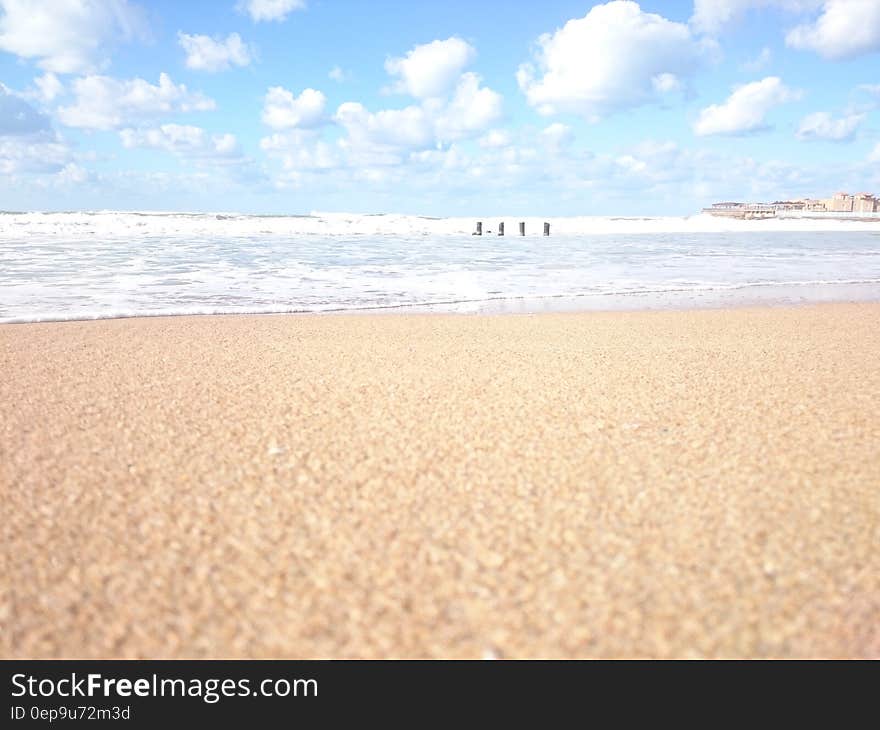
4, 211, 880, 325
2, 302, 878, 658
3, 280, 880, 324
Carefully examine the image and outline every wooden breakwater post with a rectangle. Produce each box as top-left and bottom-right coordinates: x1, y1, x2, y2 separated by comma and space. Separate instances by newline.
498, 222, 504, 236
473, 221, 482, 236
544, 222, 550, 236
519, 221, 525, 236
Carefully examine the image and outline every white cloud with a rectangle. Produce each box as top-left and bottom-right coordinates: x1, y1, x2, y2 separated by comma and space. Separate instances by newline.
335, 102, 435, 152
517, 1, 702, 120
651, 72, 683, 94
433, 72, 502, 142
690, 1, 822, 35
33, 72, 64, 102
57, 161, 88, 184
869, 142, 880, 162
253, 117, 879, 214
796, 111, 865, 141
119, 126, 260, 183
328, 66, 347, 82
385, 37, 476, 99
261, 86, 326, 129
262, 40, 504, 184
786, 0, 880, 59
260, 131, 340, 171
691, 0, 740, 33
541, 122, 574, 150
330, 72, 501, 158
214, 134, 239, 156
258, 128, 314, 152
479, 129, 511, 148
120, 124, 242, 160
178, 32, 252, 72
0, 136, 71, 174
238, 0, 305, 23
261, 44, 502, 177
615, 154, 648, 174
0, 0, 147, 74
57, 73, 215, 130
694, 76, 800, 136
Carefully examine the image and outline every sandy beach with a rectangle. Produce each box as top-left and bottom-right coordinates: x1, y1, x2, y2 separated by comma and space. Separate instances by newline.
1, 303, 878, 658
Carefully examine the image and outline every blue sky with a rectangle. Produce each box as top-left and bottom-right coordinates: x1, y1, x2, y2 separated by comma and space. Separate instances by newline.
1, 0, 878, 215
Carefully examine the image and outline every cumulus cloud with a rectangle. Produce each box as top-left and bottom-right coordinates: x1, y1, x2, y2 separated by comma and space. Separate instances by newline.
178, 32, 253, 72
479, 129, 512, 149
0, 135, 71, 174
120, 124, 242, 161
796, 111, 865, 141
334, 102, 435, 152
238, 0, 305, 23
651, 72, 683, 94
385, 37, 476, 99
258, 128, 313, 152
261, 86, 326, 129
263, 84, 502, 183
31, 72, 64, 103
256, 118, 877, 214
332, 71, 501, 157
694, 76, 800, 136
517, 1, 702, 120
119, 126, 261, 183
432, 72, 502, 142
541, 122, 574, 150
57, 162, 89, 184
260, 34, 503, 180
57, 73, 215, 130
260, 130, 340, 172
690, 1, 822, 35
786, 0, 880, 59
0, 0, 147, 74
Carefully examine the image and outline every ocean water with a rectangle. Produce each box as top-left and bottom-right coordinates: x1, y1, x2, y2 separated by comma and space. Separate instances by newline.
2, 211, 880, 323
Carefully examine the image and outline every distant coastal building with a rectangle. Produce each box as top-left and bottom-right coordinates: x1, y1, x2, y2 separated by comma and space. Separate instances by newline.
771, 200, 805, 211
704, 191, 878, 218
704, 202, 775, 219
854, 193, 878, 213
825, 192, 878, 213
710, 202, 744, 209
828, 192, 854, 212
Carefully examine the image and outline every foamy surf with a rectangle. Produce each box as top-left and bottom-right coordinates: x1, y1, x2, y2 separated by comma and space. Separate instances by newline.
2, 210, 879, 239
1, 211, 879, 323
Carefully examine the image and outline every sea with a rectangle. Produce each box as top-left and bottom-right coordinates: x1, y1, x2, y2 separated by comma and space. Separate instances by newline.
2, 210, 880, 323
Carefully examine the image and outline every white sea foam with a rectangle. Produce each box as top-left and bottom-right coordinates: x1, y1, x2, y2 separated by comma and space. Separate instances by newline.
1, 210, 879, 239
1, 211, 879, 322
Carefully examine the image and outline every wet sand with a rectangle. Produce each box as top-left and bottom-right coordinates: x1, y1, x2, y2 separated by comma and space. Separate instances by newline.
1, 303, 878, 657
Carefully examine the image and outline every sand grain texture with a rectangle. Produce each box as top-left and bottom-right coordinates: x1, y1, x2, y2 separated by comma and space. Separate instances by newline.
1, 304, 879, 657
